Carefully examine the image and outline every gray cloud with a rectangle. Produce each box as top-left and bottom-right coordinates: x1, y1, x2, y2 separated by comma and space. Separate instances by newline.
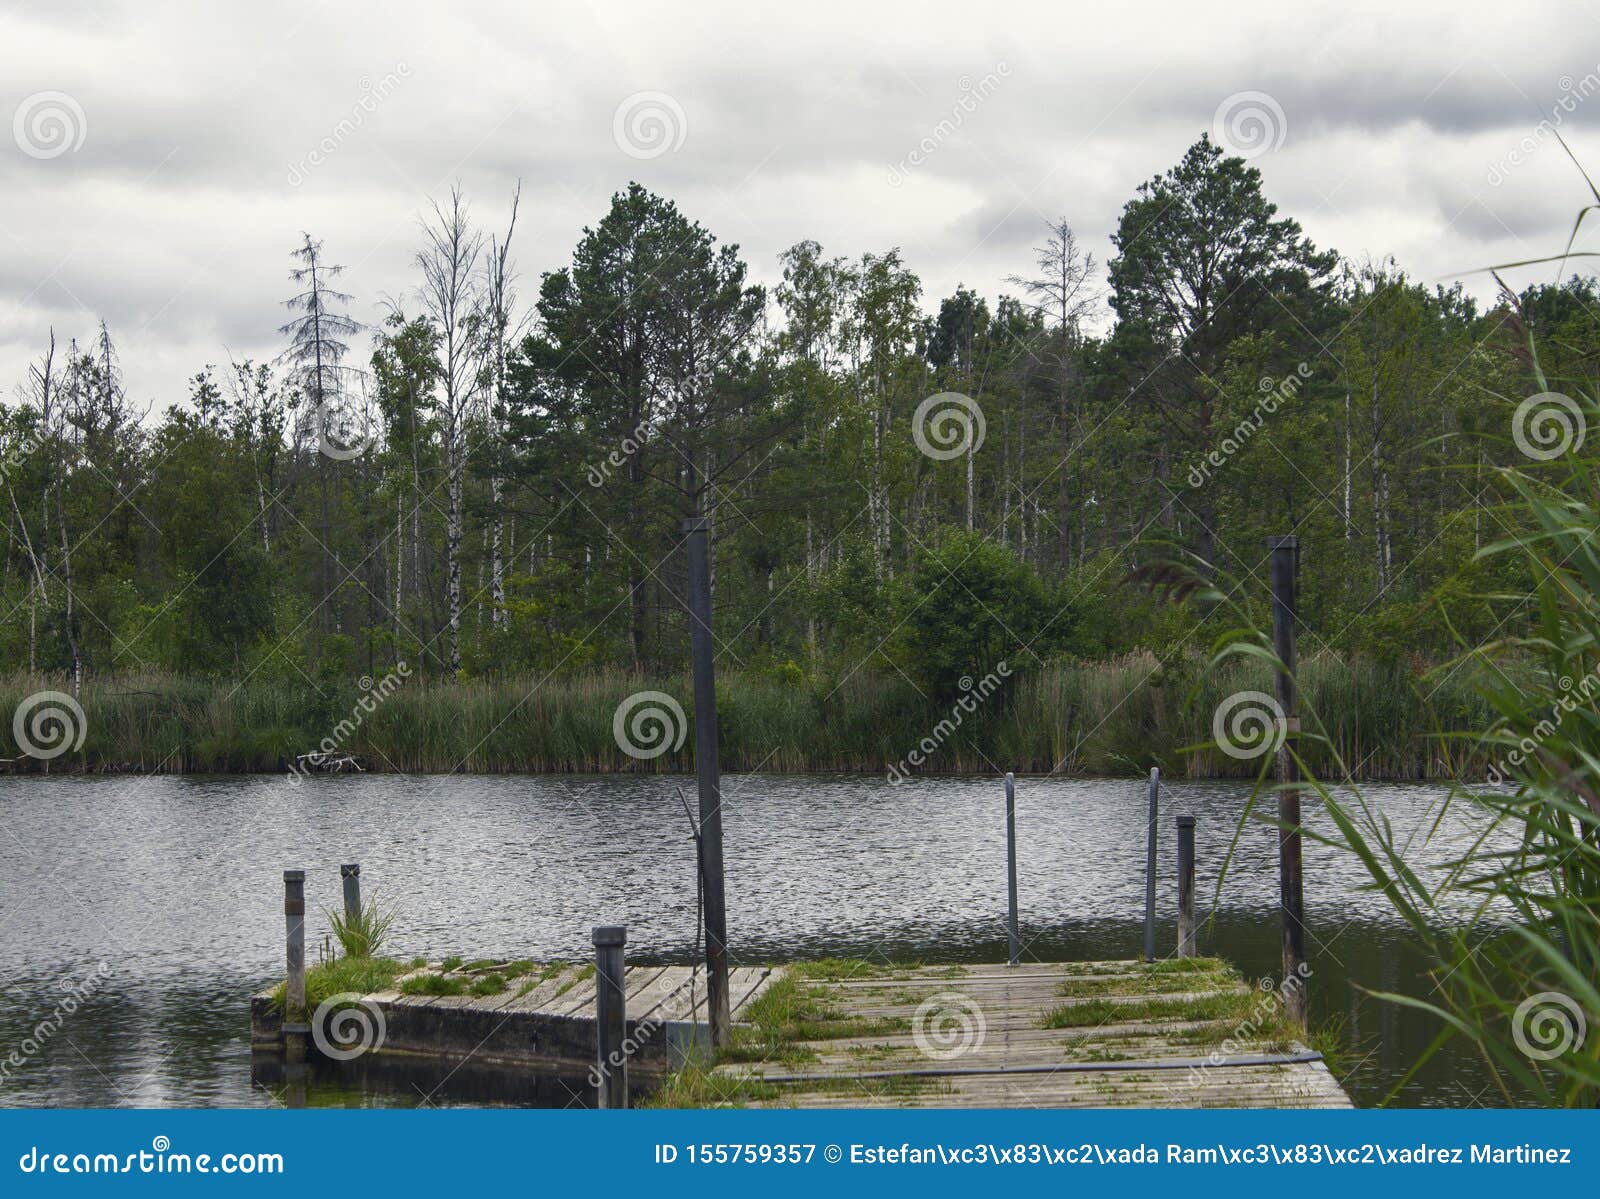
2, 0, 1597, 404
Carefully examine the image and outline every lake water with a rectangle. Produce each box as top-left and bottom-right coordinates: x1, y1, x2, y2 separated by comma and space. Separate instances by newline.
0, 773, 1507, 1108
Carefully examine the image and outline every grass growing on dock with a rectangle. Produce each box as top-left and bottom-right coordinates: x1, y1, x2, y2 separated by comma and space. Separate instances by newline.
327, 897, 396, 959
515, 961, 570, 997
645, 960, 919, 1107
1055, 958, 1238, 998
400, 972, 467, 997
271, 955, 403, 1012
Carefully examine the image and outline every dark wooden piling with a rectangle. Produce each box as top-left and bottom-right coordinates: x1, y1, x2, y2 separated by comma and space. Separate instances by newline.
1176, 815, 1196, 957
592, 925, 628, 1109
283, 869, 307, 1062
1268, 535, 1308, 1024
1004, 772, 1019, 966
684, 515, 731, 1047
1143, 766, 1159, 961
340, 862, 361, 923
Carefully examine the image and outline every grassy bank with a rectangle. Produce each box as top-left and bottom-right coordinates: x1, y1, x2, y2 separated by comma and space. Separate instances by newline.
0, 652, 1498, 780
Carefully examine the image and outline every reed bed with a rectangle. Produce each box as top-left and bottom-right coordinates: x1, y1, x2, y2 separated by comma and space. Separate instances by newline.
0, 653, 1497, 780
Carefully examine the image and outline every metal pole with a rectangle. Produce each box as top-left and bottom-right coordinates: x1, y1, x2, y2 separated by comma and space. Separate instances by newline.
282, 869, 307, 1062
683, 516, 730, 1047
1004, 772, 1019, 966
1176, 815, 1196, 958
1269, 535, 1308, 1025
592, 925, 628, 1109
1143, 766, 1159, 962
340, 862, 361, 924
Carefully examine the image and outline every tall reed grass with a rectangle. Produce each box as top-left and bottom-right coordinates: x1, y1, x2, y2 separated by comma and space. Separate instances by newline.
0, 653, 1495, 779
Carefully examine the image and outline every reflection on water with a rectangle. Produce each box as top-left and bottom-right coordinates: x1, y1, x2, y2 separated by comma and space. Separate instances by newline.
0, 772, 1504, 1107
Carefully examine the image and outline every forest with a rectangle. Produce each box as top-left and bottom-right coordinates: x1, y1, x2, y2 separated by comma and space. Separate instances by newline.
4, 133, 1595, 776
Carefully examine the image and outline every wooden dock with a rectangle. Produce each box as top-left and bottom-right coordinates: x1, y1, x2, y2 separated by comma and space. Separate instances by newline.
252, 960, 777, 1077
254, 956, 1350, 1108
692, 959, 1350, 1109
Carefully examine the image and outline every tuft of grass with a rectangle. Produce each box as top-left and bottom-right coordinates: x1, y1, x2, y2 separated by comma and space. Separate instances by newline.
326, 896, 396, 960
271, 955, 401, 1012
468, 973, 507, 997
1042, 990, 1259, 1029
439, 955, 464, 971
400, 972, 467, 997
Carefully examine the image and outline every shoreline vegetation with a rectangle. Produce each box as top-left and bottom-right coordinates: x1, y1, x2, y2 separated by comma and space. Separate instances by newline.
0, 651, 1498, 780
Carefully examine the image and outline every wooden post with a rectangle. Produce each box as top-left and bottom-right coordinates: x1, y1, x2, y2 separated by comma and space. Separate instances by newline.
592, 925, 628, 1109
1004, 772, 1019, 966
1143, 766, 1159, 962
340, 862, 361, 923
1269, 534, 1308, 1025
282, 869, 307, 1062
683, 516, 730, 1047
1175, 815, 1196, 957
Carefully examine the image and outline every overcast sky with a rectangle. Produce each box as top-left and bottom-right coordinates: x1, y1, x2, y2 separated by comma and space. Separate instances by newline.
3, 0, 1598, 406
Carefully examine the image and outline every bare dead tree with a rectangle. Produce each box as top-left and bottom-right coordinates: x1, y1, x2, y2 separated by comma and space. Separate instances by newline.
1006, 216, 1100, 567
415, 185, 484, 675
481, 181, 526, 630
